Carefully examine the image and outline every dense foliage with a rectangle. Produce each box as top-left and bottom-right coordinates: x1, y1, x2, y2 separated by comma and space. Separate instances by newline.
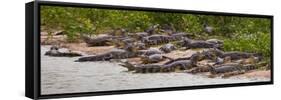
41, 6, 271, 58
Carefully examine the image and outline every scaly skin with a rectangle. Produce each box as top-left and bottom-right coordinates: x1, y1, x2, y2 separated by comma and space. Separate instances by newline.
159, 24, 175, 35
110, 37, 136, 49
45, 46, 82, 57
119, 62, 163, 73
208, 62, 268, 78
203, 48, 262, 60
137, 48, 163, 56
145, 24, 160, 35
120, 61, 195, 73
170, 32, 190, 40
141, 35, 175, 46
119, 52, 201, 73
131, 32, 149, 40
181, 38, 222, 49
206, 39, 223, 49
164, 52, 206, 65
163, 60, 196, 72
81, 35, 118, 46
159, 43, 176, 53
187, 66, 212, 74
135, 64, 163, 73
188, 55, 262, 75
140, 54, 165, 64
76, 49, 137, 62
221, 51, 262, 60
210, 64, 258, 74
135, 42, 147, 50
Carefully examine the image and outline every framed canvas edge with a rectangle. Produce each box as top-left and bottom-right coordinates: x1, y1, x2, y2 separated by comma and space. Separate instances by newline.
27, 0, 274, 99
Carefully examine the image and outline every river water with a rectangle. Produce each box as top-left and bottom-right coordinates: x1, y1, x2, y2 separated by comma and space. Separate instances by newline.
41, 46, 270, 95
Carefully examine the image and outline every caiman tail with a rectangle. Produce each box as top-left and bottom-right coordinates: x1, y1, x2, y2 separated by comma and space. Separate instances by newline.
75, 54, 112, 62
162, 55, 174, 60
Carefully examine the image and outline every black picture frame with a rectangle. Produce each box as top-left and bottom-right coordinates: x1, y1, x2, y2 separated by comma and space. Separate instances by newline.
26, 1, 274, 99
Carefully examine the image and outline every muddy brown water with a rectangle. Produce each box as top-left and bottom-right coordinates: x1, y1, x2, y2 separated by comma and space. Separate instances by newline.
41, 45, 270, 95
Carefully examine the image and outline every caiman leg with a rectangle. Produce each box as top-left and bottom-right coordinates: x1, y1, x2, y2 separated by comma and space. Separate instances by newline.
174, 66, 181, 72
138, 67, 147, 73
161, 67, 172, 73
179, 64, 187, 70
146, 67, 154, 73
188, 66, 211, 74
151, 67, 159, 73
135, 67, 144, 73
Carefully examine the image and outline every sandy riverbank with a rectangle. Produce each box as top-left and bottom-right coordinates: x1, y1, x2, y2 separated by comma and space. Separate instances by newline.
41, 45, 270, 95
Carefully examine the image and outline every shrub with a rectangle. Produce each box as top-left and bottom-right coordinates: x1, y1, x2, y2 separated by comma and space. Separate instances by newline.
223, 32, 271, 58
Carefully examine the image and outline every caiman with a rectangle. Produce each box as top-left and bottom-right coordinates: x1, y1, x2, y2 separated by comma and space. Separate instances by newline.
180, 38, 222, 49
45, 46, 82, 57
137, 48, 163, 56
140, 54, 173, 64
141, 35, 174, 45
81, 34, 118, 46
119, 52, 202, 73
76, 48, 137, 62
145, 24, 160, 35
159, 43, 176, 53
201, 48, 262, 61
209, 64, 258, 74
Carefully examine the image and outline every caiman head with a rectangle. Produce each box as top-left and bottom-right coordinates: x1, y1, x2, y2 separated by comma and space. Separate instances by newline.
118, 61, 136, 71
252, 53, 263, 61
190, 52, 205, 64
140, 55, 149, 64
45, 45, 60, 56
182, 38, 193, 47
223, 56, 232, 63
50, 45, 59, 50
202, 49, 217, 61
202, 48, 224, 60
124, 43, 139, 53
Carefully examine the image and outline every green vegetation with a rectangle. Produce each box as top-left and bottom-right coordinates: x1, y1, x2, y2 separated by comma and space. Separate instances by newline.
40, 6, 271, 59
223, 32, 271, 57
